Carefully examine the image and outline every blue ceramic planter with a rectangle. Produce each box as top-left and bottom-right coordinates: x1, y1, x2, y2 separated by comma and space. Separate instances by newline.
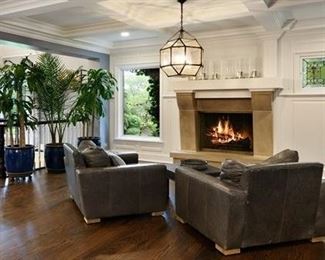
5, 145, 34, 177
45, 144, 65, 173
77, 136, 101, 147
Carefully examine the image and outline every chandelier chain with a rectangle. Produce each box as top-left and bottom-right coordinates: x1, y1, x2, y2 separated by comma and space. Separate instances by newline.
180, 1, 183, 31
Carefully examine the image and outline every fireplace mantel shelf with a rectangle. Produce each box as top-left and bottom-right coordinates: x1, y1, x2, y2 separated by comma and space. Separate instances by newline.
174, 77, 283, 93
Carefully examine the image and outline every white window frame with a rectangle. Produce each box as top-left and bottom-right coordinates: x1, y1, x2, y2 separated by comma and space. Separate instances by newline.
114, 63, 163, 143
294, 51, 325, 95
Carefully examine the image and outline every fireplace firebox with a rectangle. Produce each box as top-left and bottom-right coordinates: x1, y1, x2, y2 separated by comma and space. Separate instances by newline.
199, 112, 253, 152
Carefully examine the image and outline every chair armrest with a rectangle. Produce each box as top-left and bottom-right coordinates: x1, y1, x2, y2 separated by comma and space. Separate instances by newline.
75, 163, 168, 218
175, 166, 246, 249
115, 152, 139, 164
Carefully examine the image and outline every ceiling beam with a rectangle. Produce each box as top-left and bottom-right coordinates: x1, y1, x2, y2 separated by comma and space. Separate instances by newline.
241, 0, 293, 30
0, 0, 80, 18
271, 0, 325, 9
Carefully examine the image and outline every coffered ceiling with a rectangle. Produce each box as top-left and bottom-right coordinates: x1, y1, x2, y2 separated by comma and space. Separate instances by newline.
0, 0, 324, 53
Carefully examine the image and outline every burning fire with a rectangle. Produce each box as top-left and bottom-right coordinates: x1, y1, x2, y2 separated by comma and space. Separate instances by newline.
207, 117, 247, 144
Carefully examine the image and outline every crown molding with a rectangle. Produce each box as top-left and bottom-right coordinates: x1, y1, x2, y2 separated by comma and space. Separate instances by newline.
256, 31, 283, 40
0, 20, 109, 53
110, 26, 266, 50
0, 16, 130, 39
1, 17, 62, 36
291, 18, 325, 32
0, 0, 69, 17
64, 20, 131, 37
195, 26, 265, 40
271, 0, 324, 9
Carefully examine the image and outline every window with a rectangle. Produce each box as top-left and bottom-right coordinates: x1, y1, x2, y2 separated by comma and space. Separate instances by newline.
122, 68, 160, 137
293, 52, 325, 94
302, 57, 325, 88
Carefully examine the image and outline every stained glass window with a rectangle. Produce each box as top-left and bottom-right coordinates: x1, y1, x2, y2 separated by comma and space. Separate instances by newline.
302, 57, 325, 88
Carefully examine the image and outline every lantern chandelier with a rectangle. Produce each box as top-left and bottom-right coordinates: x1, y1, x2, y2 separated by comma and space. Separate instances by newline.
160, 0, 204, 77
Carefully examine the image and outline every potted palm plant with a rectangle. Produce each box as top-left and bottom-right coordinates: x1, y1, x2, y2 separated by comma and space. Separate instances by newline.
0, 57, 37, 178
29, 53, 78, 173
71, 68, 117, 146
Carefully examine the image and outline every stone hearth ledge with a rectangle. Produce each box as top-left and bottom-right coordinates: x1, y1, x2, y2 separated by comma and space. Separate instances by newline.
170, 150, 268, 167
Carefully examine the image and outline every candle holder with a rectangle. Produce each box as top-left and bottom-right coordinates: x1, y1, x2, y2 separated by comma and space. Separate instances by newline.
250, 70, 258, 78
236, 71, 244, 79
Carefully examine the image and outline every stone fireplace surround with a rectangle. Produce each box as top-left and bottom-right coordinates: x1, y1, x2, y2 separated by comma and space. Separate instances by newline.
170, 78, 282, 165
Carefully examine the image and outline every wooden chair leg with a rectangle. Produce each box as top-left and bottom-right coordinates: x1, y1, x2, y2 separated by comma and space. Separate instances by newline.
215, 243, 241, 256
84, 217, 101, 224
151, 211, 164, 217
311, 236, 325, 243
175, 215, 186, 224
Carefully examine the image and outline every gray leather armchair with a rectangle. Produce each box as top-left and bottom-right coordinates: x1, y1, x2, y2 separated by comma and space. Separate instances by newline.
64, 143, 169, 224
175, 162, 324, 255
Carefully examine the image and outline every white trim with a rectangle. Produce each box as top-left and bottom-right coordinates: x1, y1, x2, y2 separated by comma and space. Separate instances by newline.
114, 62, 163, 142
114, 136, 163, 144
173, 77, 283, 92
293, 51, 325, 94
0, 21, 109, 53
280, 93, 325, 97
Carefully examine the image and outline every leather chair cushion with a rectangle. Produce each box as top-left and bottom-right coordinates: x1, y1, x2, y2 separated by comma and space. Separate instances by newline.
78, 140, 97, 152
261, 149, 299, 164
106, 151, 126, 166
81, 147, 112, 168
220, 159, 249, 185
219, 149, 299, 186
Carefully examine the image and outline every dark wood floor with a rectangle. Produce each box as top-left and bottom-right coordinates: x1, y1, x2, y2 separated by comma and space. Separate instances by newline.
0, 171, 324, 260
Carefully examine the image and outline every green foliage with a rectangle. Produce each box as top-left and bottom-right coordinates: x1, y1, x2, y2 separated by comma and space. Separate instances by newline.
71, 68, 117, 137
0, 57, 37, 147
29, 53, 79, 144
136, 69, 160, 128
123, 69, 160, 137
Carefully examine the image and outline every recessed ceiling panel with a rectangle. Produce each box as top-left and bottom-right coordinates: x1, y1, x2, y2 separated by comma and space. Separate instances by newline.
77, 29, 159, 46
286, 2, 325, 20
98, 0, 249, 29
29, 6, 113, 28
184, 16, 259, 33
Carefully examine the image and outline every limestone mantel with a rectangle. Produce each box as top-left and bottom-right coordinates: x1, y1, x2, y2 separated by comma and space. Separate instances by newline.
173, 77, 283, 96
170, 77, 283, 165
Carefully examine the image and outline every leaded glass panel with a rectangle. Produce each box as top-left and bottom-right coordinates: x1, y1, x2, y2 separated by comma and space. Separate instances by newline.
302, 57, 325, 88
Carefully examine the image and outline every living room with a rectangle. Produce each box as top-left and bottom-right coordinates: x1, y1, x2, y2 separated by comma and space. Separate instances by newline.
0, 0, 324, 259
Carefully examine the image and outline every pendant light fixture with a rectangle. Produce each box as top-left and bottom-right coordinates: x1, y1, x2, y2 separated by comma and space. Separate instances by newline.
160, 0, 204, 77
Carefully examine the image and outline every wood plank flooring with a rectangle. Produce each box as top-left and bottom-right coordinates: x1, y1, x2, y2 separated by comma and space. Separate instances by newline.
0, 171, 324, 260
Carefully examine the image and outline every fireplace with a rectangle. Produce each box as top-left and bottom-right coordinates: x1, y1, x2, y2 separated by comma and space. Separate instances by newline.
200, 113, 253, 152
171, 91, 274, 165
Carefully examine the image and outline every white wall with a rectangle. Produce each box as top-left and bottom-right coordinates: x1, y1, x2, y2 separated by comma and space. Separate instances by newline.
109, 28, 325, 167
109, 36, 263, 162
274, 28, 325, 164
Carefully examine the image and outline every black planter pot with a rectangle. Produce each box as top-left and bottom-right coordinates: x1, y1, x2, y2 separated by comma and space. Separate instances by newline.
5, 145, 34, 177
77, 136, 101, 147
45, 143, 65, 173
